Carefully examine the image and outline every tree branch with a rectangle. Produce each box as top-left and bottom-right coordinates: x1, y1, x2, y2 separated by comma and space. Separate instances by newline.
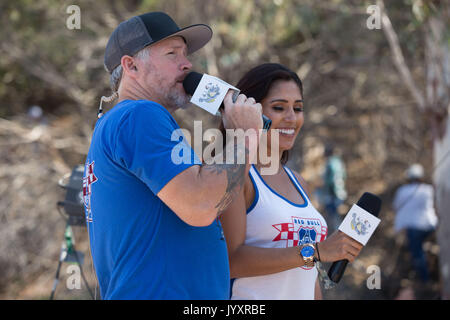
377, 0, 426, 111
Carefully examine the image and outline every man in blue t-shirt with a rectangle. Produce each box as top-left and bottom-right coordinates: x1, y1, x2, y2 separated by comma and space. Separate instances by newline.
84, 12, 263, 299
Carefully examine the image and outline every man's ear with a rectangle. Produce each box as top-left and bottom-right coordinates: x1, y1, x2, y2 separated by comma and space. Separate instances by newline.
121, 55, 138, 77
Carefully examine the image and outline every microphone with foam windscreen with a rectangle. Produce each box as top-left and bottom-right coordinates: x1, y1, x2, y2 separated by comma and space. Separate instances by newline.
327, 192, 382, 283
183, 72, 272, 131
182, 71, 203, 99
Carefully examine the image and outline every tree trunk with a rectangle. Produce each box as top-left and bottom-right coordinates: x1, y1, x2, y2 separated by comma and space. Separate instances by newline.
434, 117, 450, 299
426, 14, 450, 300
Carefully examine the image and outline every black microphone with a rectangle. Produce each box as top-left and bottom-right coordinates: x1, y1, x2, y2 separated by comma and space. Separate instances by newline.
183, 71, 272, 131
327, 192, 382, 283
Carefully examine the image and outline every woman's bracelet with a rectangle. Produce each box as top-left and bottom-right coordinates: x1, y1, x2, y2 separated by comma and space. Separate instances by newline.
315, 242, 321, 262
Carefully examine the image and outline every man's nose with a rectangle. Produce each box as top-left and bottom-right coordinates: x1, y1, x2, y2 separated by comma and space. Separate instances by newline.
180, 55, 192, 71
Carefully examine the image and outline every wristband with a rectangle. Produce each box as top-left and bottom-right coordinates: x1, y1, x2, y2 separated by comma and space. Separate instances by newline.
315, 242, 321, 262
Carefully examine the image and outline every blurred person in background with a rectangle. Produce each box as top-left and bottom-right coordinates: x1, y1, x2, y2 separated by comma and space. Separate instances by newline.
321, 144, 347, 232
393, 163, 438, 283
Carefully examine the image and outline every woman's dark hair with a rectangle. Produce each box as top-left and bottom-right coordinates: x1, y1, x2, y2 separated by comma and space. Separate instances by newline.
219, 63, 303, 165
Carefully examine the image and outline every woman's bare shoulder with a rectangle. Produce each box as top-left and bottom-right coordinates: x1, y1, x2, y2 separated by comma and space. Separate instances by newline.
290, 168, 312, 196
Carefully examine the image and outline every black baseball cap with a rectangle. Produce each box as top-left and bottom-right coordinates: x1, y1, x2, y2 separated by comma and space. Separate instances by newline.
104, 12, 212, 73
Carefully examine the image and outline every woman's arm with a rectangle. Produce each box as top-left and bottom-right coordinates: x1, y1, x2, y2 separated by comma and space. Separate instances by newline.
220, 178, 307, 278
220, 170, 364, 278
291, 169, 364, 262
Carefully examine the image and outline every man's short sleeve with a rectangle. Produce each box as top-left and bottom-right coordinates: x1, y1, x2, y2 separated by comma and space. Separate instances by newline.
114, 101, 200, 194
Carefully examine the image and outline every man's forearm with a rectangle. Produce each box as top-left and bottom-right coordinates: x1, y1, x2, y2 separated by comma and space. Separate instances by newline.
198, 139, 252, 217
157, 132, 257, 227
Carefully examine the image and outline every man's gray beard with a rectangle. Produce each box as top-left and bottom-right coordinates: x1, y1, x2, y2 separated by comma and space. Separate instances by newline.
166, 87, 190, 110
146, 62, 190, 110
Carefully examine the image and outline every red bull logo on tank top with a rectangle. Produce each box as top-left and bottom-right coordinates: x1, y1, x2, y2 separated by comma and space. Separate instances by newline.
272, 216, 328, 270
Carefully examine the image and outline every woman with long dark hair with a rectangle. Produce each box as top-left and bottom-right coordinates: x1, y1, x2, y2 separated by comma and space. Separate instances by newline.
220, 63, 364, 299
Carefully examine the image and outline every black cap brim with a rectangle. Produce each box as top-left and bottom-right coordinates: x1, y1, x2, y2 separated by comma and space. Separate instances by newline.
151, 24, 212, 55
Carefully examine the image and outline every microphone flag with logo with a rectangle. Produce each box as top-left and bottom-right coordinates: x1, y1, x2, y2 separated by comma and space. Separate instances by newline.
327, 192, 382, 283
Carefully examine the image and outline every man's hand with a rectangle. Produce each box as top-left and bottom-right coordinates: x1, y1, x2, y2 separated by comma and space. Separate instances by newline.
222, 91, 263, 132
158, 91, 264, 227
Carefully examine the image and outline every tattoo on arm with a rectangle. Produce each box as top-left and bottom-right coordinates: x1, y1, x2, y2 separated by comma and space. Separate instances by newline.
202, 143, 249, 216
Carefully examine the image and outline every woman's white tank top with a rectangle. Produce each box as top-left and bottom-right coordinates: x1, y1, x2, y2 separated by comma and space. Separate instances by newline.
230, 165, 328, 300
